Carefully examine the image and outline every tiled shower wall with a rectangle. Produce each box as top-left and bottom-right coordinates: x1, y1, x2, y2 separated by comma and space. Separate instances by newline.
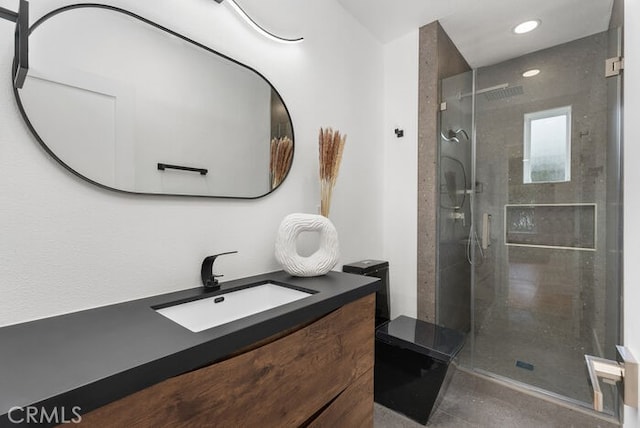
417, 22, 470, 323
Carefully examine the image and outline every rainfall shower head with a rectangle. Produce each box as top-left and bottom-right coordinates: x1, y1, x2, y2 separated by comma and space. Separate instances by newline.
441, 128, 469, 143
484, 85, 524, 101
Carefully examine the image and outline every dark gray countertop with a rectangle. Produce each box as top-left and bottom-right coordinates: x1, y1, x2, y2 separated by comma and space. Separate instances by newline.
0, 270, 380, 425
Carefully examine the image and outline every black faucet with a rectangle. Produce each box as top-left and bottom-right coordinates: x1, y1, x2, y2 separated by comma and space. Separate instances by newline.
201, 251, 238, 290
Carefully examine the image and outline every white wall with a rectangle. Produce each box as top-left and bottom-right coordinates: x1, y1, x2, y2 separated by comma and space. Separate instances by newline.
623, 0, 640, 425
382, 30, 419, 318
0, 0, 385, 326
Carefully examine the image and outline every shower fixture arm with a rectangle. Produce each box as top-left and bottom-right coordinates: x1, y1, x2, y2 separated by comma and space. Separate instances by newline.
441, 131, 459, 143
455, 129, 469, 141
441, 128, 469, 143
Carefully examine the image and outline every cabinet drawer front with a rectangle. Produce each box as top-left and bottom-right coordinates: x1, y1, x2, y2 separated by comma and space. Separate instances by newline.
307, 368, 374, 428
80, 294, 375, 427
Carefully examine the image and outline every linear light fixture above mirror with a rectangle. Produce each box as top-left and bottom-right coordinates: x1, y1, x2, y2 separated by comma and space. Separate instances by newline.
215, 0, 303, 44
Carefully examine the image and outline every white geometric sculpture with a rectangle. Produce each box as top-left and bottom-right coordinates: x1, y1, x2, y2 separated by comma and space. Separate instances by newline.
275, 213, 340, 277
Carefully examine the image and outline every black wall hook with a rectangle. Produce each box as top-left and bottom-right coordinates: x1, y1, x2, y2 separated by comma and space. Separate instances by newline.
394, 128, 404, 138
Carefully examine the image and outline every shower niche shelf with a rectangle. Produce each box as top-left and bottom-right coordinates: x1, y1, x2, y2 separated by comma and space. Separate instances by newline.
504, 203, 596, 250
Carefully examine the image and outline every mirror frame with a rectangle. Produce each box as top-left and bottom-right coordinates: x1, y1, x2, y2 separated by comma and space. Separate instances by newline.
12, 4, 295, 199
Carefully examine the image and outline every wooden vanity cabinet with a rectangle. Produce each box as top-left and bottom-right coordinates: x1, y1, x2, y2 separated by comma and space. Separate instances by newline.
78, 293, 375, 427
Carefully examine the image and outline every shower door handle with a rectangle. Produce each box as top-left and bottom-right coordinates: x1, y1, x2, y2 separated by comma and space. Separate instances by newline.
481, 213, 491, 249
585, 346, 638, 412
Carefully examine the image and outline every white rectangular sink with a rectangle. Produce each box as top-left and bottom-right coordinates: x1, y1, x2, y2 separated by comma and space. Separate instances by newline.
155, 282, 313, 332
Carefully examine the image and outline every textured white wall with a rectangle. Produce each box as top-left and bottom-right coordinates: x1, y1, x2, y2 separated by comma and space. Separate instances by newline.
382, 30, 419, 318
0, 0, 384, 326
624, 0, 640, 425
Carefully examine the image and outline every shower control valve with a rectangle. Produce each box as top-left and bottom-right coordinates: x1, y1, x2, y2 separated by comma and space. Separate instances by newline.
449, 212, 465, 226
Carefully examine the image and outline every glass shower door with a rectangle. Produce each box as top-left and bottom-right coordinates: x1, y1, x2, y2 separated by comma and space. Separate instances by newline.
471, 28, 622, 416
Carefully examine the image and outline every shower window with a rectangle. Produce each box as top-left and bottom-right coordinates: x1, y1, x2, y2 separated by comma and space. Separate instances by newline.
523, 106, 572, 183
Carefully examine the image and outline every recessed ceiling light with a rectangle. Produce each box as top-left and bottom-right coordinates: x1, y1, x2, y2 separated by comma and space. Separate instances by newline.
522, 69, 540, 77
513, 20, 541, 34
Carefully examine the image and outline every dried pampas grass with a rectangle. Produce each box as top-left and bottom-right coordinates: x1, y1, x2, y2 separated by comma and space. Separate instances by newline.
319, 127, 346, 217
270, 136, 293, 189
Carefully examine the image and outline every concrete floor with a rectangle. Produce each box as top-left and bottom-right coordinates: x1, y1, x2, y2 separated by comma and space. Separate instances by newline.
373, 369, 619, 428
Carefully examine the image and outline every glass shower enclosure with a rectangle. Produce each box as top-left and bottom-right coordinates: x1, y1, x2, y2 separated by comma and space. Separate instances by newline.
437, 24, 623, 418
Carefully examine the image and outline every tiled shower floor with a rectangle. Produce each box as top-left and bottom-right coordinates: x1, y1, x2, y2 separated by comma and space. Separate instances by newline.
457, 309, 595, 406
373, 368, 619, 428
458, 259, 618, 414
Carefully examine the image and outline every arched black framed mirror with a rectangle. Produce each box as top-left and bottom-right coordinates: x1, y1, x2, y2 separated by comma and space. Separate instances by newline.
14, 4, 294, 198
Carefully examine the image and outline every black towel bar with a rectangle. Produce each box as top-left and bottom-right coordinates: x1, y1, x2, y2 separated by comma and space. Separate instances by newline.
157, 163, 208, 175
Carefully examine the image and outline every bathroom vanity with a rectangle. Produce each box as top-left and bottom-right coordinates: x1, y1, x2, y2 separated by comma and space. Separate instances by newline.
0, 271, 380, 426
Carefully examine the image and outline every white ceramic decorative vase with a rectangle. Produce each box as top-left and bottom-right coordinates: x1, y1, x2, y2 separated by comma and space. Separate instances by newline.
275, 213, 340, 277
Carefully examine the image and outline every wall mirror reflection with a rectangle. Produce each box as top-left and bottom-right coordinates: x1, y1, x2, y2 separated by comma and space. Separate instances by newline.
15, 5, 294, 198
